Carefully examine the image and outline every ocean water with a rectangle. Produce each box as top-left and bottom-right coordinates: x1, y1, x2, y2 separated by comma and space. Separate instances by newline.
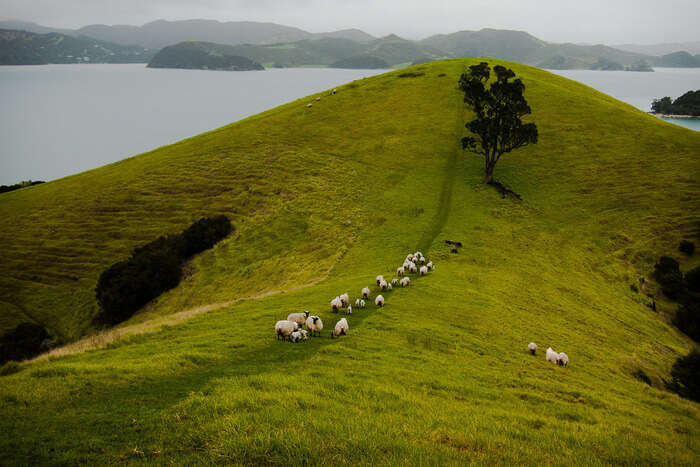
0, 64, 388, 184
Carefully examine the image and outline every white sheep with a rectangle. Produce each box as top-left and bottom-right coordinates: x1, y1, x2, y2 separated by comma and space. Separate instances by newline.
359, 299, 366, 308
527, 342, 537, 355
415, 251, 423, 257
400, 277, 410, 287
332, 88, 337, 94
409, 263, 418, 273
362, 286, 371, 299
558, 352, 569, 367
290, 329, 308, 343
306, 315, 323, 336
387, 283, 393, 291
275, 320, 299, 341
306, 103, 312, 108
354, 298, 360, 307
375, 295, 385, 307
376, 275, 384, 286
331, 296, 343, 312
340, 293, 350, 307
426, 261, 434, 271
287, 311, 310, 326
419, 257, 426, 264
331, 318, 349, 338
546, 347, 559, 364
391, 278, 399, 286
379, 279, 388, 291
346, 305, 353, 315
315, 97, 321, 101
419, 266, 428, 276
397, 266, 405, 276
406, 254, 415, 262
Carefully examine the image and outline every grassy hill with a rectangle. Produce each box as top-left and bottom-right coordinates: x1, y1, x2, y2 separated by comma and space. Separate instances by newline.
0, 59, 699, 464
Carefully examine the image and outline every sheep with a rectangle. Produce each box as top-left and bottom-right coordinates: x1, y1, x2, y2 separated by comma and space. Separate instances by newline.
362, 286, 371, 299
290, 329, 308, 343
557, 352, 569, 367
387, 283, 393, 291
306, 103, 313, 108
331, 296, 343, 312
546, 347, 559, 364
375, 295, 385, 307
527, 342, 537, 355
391, 278, 399, 286
331, 318, 348, 338
332, 88, 337, 94
376, 275, 384, 286
359, 299, 366, 308
346, 305, 353, 315
379, 279, 388, 291
315, 97, 321, 101
355, 298, 361, 307
397, 266, 405, 276
287, 311, 310, 326
419, 266, 428, 276
400, 277, 410, 287
409, 263, 418, 273
426, 261, 434, 271
419, 257, 426, 264
275, 320, 299, 341
306, 315, 323, 336
406, 254, 415, 262
340, 293, 350, 307
402, 261, 411, 270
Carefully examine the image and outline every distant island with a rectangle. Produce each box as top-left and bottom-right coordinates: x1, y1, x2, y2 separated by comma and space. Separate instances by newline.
329, 55, 390, 69
147, 42, 264, 71
0, 29, 153, 65
652, 90, 700, 117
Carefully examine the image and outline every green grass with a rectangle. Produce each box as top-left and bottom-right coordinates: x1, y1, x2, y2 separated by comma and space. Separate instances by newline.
0, 59, 699, 464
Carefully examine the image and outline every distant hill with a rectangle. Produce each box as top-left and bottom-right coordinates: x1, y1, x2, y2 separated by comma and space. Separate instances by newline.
147, 41, 264, 70
653, 51, 700, 68
615, 41, 700, 56
329, 55, 389, 69
0, 29, 154, 65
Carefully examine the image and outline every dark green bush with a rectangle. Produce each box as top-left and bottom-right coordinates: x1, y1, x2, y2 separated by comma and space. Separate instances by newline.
670, 349, 700, 402
96, 215, 232, 324
0, 361, 20, 376
679, 240, 695, 256
673, 302, 700, 342
654, 256, 683, 299
0, 322, 49, 364
686, 266, 700, 293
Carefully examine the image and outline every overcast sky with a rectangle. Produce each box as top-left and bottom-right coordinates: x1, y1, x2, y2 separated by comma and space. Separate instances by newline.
1, 0, 698, 44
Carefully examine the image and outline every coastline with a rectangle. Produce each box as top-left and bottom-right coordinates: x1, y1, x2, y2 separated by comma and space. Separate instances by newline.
650, 113, 700, 119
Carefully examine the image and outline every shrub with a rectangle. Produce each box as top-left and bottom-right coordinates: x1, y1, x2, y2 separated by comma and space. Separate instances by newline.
673, 302, 700, 342
653, 256, 683, 299
686, 266, 700, 293
0, 361, 20, 376
0, 322, 49, 364
669, 349, 700, 402
96, 215, 232, 324
679, 240, 695, 256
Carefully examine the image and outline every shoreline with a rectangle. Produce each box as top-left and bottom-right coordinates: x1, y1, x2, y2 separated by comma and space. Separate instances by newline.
650, 113, 700, 119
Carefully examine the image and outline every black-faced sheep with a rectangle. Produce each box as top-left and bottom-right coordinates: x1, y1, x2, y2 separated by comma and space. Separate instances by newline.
331, 318, 349, 338
346, 305, 353, 315
275, 320, 299, 341
380, 279, 388, 291
400, 277, 410, 287
546, 347, 558, 363
397, 266, 405, 276
391, 278, 399, 286
362, 286, 371, 299
331, 296, 343, 312
340, 293, 350, 307
306, 315, 323, 336
419, 266, 428, 276
375, 295, 385, 307
376, 275, 384, 286
557, 353, 569, 367
528, 342, 537, 355
287, 311, 310, 326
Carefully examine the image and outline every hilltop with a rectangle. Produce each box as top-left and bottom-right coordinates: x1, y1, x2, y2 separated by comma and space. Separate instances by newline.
147, 41, 264, 71
0, 59, 698, 464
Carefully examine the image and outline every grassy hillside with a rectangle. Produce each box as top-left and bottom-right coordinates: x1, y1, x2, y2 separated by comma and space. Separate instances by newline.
0, 59, 699, 464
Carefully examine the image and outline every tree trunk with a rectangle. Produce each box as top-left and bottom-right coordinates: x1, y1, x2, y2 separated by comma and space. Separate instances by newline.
484, 160, 495, 183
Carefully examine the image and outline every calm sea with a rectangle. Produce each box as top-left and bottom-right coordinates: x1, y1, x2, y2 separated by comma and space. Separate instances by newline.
0, 64, 697, 184
0, 64, 387, 184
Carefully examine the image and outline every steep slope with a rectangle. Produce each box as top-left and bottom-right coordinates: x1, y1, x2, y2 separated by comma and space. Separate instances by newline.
0, 60, 699, 464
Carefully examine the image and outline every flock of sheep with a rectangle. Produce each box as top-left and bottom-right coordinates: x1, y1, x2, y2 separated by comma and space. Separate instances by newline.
274, 251, 434, 342
306, 88, 337, 108
528, 342, 570, 366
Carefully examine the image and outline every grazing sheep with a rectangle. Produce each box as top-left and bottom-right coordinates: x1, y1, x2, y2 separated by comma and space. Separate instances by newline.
290, 329, 308, 343
420, 266, 428, 276
362, 286, 371, 299
387, 283, 393, 291
527, 342, 537, 355
376, 275, 384, 286
380, 279, 388, 291
331, 318, 349, 338
557, 353, 569, 367
287, 311, 310, 326
315, 97, 321, 101
359, 299, 366, 308
332, 88, 337, 94
409, 263, 418, 273
546, 347, 559, 364
402, 261, 411, 270
426, 261, 434, 271
400, 277, 410, 287
346, 305, 353, 315
391, 278, 399, 286
355, 298, 361, 307
419, 257, 426, 264
275, 320, 299, 341
340, 293, 350, 307
455, 241, 463, 247
375, 295, 385, 307
306, 315, 323, 336
406, 254, 415, 262
397, 266, 405, 276
414, 252, 423, 260
451, 247, 458, 254
331, 296, 343, 312
307, 103, 313, 108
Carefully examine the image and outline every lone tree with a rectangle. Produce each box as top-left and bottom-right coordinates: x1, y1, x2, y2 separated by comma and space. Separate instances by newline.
459, 62, 538, 184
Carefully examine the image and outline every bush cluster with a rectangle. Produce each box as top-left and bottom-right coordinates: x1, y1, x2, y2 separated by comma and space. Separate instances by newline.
670, 349, 700, 402
653, 256, 683, 299
0, 322, 49, 364
96, 215, 232, 324
679, 240, 695, 256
